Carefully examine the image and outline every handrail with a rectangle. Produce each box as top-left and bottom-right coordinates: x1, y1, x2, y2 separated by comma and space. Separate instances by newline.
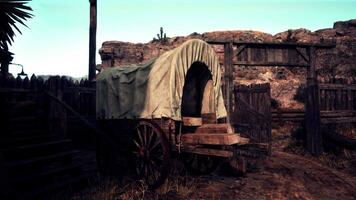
44, 91, 119, 153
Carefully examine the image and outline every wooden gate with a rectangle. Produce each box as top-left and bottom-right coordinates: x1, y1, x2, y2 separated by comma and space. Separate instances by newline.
232, 83, 272, 155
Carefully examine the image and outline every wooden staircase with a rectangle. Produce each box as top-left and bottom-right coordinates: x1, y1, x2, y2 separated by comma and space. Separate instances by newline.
181, 118, 249, 146
0, 100, 97, 199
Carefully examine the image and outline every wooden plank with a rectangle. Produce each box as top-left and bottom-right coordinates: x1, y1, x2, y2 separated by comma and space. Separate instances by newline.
234, 44, 246, 56
206, 40, 336, 48
295, 47, 309, 62
182, 117, 202, 126
321, 117, 356, 124
181, 133, 249, 146
320, 110, 354, 117
233, 61, 309, 67
192, 123, 233, 134
224, 42, 233, 123
319, 84, 356, 90
181, 146, 233, 157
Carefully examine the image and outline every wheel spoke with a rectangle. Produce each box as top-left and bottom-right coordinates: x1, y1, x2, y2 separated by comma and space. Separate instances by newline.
137, 128, 144, 146
147, 127, 154, 147
150, 138, 161, 151
144, 124, 148, 146
133, 139, 141, 148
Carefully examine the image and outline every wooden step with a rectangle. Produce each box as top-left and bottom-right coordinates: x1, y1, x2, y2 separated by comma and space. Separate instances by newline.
3, 140, 72, 160
0, 134, 59, 149
194, 123, 233, 134
5, 150, 79, 170
182, 117, 202, 126
181, 133, 249, 146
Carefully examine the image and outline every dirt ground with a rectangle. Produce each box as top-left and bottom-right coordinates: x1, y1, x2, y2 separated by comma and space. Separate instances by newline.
190, 151, 356, 200
71, 124, 356, 200
70, 150, 356, 200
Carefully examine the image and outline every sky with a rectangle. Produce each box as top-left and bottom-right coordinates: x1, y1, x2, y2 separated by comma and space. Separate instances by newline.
9, 0, 356, 78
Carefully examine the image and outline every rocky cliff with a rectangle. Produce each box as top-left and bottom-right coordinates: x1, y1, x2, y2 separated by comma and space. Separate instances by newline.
99, 19, 356, 110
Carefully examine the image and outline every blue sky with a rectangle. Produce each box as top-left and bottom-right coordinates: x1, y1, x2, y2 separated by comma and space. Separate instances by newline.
9, 0, 356, 77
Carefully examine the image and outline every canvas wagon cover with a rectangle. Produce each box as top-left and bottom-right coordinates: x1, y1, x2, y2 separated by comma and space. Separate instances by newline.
96, 39, 227, 120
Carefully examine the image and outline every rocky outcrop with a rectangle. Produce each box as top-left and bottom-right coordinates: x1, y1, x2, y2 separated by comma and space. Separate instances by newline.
99, 19, 356, 109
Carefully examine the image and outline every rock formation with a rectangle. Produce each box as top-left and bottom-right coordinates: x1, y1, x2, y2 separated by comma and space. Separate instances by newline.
99, 19, 356, 110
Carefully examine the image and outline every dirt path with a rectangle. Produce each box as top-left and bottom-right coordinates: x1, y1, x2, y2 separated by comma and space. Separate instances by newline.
192, 151, 356, 200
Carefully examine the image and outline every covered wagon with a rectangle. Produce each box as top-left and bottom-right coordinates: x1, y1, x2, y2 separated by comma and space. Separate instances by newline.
96, 39, 249, 188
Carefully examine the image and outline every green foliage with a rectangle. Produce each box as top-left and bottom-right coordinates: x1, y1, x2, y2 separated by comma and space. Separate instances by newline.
153, 27, 168, 44
0, 0, 33, 50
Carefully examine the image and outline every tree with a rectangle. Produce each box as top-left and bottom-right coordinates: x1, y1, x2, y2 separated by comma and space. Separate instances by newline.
0, 0, 33, 75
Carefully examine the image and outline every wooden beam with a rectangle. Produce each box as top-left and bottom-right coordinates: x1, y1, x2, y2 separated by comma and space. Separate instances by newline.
88, 0, 97, 82
306, 47, 322, 156
295, 47, 309, 63
182, 117, 202, 126
181, 133, 249, 146
206, 39, 336, 48
181, 146, 234, 157
233, 61, 309, 67
234, 44, 246, 57
224, 42, 233, 123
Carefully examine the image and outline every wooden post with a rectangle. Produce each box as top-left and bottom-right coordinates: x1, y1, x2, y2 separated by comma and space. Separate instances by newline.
224, 43, 233, 123
306, 47, 322, 156
89, 0, 97, 82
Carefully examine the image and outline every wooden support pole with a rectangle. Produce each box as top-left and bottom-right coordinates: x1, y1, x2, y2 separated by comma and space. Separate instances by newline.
306, 47, 322, 156
224, 43, 233, 123
88, 0, 97, 82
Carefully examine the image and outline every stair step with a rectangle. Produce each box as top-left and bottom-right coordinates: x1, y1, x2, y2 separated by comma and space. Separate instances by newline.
181, 133, 249, 145
183, 123, 233, 134
6, 150, 80, 170
4, 140, 73, 160
0, 134, 59, 149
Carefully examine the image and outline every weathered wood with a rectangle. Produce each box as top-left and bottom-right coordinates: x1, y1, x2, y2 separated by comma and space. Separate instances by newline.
234, 61, 309, 67
321, 117, 356, 124
182, 117, 202, 126
206, 39, 336, 48
88, 0, 97, 82
295, 47, 309, 62
189, 123, 233, 134
201, 113, 217, 124
224, 42, 233, 123
181, 133, 249, 146
181, 146, 233, 157
234, 44, 246, 56
306, 46, 322, 156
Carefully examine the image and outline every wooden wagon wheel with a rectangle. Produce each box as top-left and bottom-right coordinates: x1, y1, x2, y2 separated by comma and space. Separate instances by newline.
182, 153, 220, 175
131, 120, 170, 189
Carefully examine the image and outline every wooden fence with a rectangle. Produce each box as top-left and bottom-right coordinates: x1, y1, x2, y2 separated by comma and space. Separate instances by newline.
272, 82, 356, 123
232, 83, 271, 155
0, 74, 96, 117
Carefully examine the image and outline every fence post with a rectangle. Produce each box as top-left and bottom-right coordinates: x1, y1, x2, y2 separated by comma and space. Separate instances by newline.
224, 42, 233, 123
306, 47, 322, 156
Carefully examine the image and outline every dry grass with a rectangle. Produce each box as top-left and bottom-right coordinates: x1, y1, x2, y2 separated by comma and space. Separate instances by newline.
70, 173, 199, 200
